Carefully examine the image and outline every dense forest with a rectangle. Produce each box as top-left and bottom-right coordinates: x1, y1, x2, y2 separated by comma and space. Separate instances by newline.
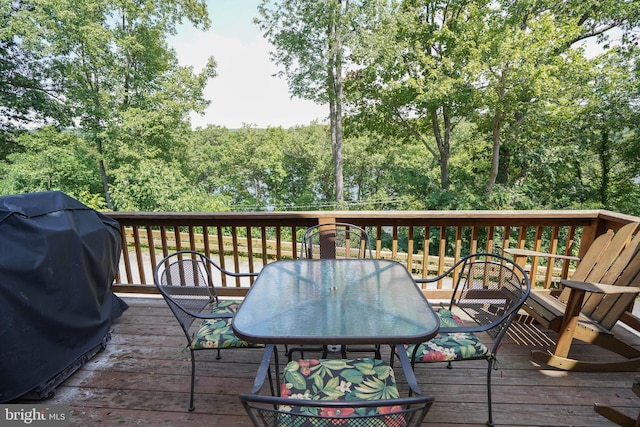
1, 0, 639, 215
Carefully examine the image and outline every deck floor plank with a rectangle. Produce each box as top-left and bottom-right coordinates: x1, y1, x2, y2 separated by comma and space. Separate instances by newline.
16, 296, 640, 426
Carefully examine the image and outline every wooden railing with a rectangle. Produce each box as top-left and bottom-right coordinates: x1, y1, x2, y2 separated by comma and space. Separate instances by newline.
107, 209, 640, 300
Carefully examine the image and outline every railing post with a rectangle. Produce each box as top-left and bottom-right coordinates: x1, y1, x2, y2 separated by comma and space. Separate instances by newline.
317, 218, 337, 259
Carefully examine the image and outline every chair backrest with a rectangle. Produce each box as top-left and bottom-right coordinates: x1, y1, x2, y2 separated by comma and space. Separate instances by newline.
573, 223, 640, 329
447, 253, 531, 353
239, 394, 434, 427
153, 251, 219, 338
565, 222, 639, 285
300, 222, 373, 259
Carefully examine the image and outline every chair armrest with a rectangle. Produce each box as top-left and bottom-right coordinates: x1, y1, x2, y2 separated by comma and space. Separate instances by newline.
207, 258, 258, 278
414, 257, 470, 284
560, 280, 640, 295
504, 248, 580, 261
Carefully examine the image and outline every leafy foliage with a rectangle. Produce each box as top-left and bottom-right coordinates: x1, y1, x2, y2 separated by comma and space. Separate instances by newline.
0, 0, 638, 217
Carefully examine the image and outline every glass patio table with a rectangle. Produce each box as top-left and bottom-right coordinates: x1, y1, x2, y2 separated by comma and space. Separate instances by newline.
232, 259, 440, 394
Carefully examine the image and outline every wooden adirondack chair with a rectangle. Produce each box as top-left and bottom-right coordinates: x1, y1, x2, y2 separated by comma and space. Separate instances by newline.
505, 221, 640, 371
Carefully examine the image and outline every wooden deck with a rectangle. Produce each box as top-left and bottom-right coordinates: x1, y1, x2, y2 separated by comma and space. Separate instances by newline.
32, 295, 640, 426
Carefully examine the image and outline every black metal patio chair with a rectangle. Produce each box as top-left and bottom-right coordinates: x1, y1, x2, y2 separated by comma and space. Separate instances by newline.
153, 250, 264, 411
241, 344, 434, 427
300, 222, 373, 260
240, 394, 435, 427
392, 252, 531, 426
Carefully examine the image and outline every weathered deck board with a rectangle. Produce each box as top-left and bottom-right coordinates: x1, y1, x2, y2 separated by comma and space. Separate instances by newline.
21, 296, 640, 426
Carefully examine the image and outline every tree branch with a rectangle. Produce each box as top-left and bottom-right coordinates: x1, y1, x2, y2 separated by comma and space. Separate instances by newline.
569, 22, 620, 45
391, 107, 438, 159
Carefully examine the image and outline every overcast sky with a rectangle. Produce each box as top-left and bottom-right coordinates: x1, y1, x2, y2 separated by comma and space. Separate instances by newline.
168, 0, 328, 129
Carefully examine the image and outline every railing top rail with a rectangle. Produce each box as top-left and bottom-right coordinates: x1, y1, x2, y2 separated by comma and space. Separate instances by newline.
106, 209, 633, 226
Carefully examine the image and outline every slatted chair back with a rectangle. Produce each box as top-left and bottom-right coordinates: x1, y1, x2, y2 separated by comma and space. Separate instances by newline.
558, 222, 640, 330
240, 394, 434, 427
300, 222, 372, 259
584, 228, 640, 330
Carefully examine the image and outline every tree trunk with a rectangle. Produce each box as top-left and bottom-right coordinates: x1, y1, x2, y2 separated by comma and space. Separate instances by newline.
329, 97, 344, 208
328, 2, 344, 209
431, 107, 451, 191
332, 101, 344, 209
484, 110, 504, 194
598, 129, 610, 207
95, 137, 114, 210
485, 71, 506, 194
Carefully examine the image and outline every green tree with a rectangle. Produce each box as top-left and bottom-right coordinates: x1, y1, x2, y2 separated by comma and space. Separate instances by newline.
346, 0, 486, 191
347, 0, 640, 203
191, 125, 283, 210
257, 0, 368, 209
477, 0, 640, 194
0, 127, 101, 204
7, 0, 215, 210
570, 45, 640, 213
281, 123, 331, 209
0, 1, 71, 155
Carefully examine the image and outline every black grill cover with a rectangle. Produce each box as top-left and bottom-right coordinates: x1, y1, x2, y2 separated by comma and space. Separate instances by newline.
0, 191, 127, 402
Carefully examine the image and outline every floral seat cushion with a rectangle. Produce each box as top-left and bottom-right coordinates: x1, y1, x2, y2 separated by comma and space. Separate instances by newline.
406, 308, 490, 363
279, 358, 406, 422
190, 316, 263, 350
210, 298, 243, 315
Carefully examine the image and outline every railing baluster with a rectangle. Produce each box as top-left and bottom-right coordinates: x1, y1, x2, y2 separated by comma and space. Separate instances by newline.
119, 224, 132, 283
173, 227, 181, 252
260, 226, 268, 264
454, 226, 463, 261
562, 226, 577, 280
437, 227, 446, 289
232, 226, 240, 286
517, 226, 527, 251
486, 226, 495, 253
246, 227, 255, 278
202, 225, 211, 259
529, 226, 544, 286
160, 227, 169, 258
374, 225, 382, 258
275, 226, 282, 260
407, 226, 414, 274
146, 226, 157, 274
188, 226, 196, 252
391, 226, 398, 259
544, 226, 561, 288
420, 226, 430, 285
501, 225, 511, 253
470, 226, 479, 254
132, 226, 145, 283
